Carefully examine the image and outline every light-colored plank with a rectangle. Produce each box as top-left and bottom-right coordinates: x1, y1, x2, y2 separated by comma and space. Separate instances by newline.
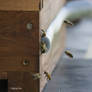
40, 0, 66, 30
0, 0, 40, 11
40, 25, 66, 92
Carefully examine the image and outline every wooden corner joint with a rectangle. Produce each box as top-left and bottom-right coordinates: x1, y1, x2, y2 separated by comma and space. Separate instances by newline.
39, 0, 44, 11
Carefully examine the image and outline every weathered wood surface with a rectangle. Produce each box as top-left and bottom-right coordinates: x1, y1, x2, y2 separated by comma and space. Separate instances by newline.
0, 72, 7, 79
40, 0, 66, 91
40, 25, 66, 92
0, 11, 39, 92
0, 0, 40, 11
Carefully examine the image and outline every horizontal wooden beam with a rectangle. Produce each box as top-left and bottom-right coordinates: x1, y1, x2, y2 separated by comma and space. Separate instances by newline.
0, 0, 40, 11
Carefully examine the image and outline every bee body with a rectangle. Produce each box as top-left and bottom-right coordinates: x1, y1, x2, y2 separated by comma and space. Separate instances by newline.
65, 50, 73, 58
41, 29, 46, 37
44, 71, 51, 80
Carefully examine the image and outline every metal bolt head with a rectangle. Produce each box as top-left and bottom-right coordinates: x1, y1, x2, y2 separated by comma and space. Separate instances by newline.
27, 23, 32, 30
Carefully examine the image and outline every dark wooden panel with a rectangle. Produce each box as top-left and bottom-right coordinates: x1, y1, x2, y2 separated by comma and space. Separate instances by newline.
0, 72, 7, 79
0, 56, 39, 72
40, 26, 66, 91
8, 72, 39, 92
8, 72, 24, 92
23, 72, 39, 92
0, 11, 39, 72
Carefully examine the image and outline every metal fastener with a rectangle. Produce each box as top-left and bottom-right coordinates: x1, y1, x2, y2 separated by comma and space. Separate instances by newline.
27, 23, 32, 30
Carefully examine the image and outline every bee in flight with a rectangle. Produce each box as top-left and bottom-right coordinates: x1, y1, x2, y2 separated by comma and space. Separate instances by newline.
65, 50, 73, 58
44, 71, 51, 80
64, 20, 73, 26
32, 73, 41, 80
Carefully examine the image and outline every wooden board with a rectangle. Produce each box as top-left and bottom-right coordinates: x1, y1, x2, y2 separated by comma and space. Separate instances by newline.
0, 11, 39, 92
40, 25, 66, 92
0, 0, 40, 11
40, 0, 66, 91
8, 72, 39, 92
0, 11, 39, 72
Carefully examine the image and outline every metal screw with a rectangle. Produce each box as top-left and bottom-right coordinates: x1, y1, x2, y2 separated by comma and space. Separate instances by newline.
27, 23, 32, 30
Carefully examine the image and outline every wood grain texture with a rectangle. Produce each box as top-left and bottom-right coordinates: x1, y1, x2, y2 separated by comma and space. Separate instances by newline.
40, 0, 66, 30
0, 11, 39, 72
8, 72, 39, 92
0, 11, 39, 92
40, 26, 66, 92
0, 72, 7, 79
0, 0, 40, 11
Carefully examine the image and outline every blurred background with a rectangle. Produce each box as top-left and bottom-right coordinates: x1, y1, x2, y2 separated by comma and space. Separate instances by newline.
43, 0, 92, 92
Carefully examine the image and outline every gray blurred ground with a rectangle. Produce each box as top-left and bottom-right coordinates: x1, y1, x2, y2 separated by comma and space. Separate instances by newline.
43, 18, 92, 92
43, 58, 92, 92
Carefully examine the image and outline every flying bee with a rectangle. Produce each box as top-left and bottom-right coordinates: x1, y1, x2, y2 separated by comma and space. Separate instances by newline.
44, 71, 51, 80
41, 29, 46, 37
64, 20, 73, 26
65, 50, 73, 58
32, 73, 41, 80
40, 41, 47, 54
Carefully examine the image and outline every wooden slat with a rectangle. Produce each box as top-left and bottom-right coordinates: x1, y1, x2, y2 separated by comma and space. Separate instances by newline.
23, 72, 39, 92
8, 72, 24, 92
40, 0, 66, 91
0, 0, 40, 11
8, 72, 39, 92
0, 11, 39, 72
40, 0, 66, 30
0, 72, 7, 79
40, 25, 66, 92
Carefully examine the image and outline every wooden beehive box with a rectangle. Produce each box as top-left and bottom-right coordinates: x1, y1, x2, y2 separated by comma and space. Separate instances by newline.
0, 0, 66, 92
